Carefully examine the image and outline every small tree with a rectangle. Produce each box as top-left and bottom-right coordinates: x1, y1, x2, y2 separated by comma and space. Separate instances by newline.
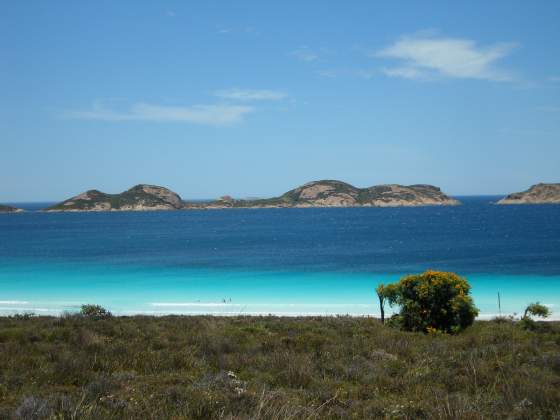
523, 302, 550, 320
381, 270, 478, 333
80, 304, 112, 320
376, 284, 386, 324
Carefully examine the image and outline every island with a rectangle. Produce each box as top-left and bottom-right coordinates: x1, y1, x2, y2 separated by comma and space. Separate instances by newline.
0, 204, 23, 213
44, 184, 184, 212
184, 180, 460, 209
497, 183, 560, 205
44, 180, 459, 212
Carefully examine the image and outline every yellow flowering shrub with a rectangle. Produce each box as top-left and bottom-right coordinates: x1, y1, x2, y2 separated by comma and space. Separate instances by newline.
381, 270, 478, 334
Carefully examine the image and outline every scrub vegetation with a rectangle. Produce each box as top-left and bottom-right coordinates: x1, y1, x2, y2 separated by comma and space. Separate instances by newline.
1, 314, 559, 419
377, 271, 479, 334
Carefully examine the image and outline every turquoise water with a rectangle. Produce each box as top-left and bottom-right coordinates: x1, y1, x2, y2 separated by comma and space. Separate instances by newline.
0, 264, 387, 315
1, 197, 559, 318
0, 263, 558, 318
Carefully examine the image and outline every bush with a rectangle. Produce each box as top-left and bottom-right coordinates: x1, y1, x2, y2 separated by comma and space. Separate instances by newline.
10, 313, 35, 321
523, 302, 551, 320
79, 304, 112, 320
381, 270, 478, 333
520, 302, 551, 331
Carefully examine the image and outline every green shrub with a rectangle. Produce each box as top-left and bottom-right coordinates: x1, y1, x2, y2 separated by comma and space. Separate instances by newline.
79, 304, 112, 320
10, 313, 35, 321
381, 270, 478, 333
523, 302, 551, 320
520, 302, 552, 330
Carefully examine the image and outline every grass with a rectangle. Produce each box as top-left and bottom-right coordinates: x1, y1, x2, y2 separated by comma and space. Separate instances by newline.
1, 315, 559, 419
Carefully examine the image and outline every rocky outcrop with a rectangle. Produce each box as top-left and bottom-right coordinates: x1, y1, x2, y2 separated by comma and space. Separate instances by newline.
45, 185, 184, 212
42, 180, 460, 212
0, 204, 23, 213
357, 184, 461, 207
497, 183, 560, 205
184, 180, 460, 209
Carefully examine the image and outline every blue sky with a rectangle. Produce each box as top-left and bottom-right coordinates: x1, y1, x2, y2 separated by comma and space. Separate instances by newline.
1, 1, 559, 201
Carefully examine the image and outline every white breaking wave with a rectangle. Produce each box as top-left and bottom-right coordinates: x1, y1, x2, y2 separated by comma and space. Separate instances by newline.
150, 302, 374, 308
0, 307, 60, 313
0, 301, 30, 305
122, 310, 376, 317
0, 301, 557, 320
151, 302, 245, 307
1, 307, 558, 320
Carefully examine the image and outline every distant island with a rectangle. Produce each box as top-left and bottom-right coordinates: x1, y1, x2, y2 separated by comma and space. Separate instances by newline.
44, 180, 459, 212
0, 204, 23, 213
45, 185, 183, 212
184, 180, 460, 209
497, 183, 560, 205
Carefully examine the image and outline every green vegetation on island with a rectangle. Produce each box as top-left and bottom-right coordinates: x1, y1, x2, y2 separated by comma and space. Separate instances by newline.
0, 204, 23, 213
45, 184, 183, 212
498, 183, 560, 204
42, 180, 460, 212
185, 180, 460, 209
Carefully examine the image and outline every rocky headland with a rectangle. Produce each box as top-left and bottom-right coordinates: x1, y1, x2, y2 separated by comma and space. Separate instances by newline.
497, 183, 560, 205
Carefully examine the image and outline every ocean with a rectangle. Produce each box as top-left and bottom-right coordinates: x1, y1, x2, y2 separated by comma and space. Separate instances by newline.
1, 196, 559, 318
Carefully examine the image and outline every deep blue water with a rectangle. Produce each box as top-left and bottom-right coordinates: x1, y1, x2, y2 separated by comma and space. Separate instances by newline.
1, 196, 559, 317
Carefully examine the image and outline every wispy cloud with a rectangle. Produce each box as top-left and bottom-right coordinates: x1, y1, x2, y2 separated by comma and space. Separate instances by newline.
64, 102, 254, 125
353, 69, 377, 80
316, 68, 377, 80
291, 46, 319, 62
316, 69, 337, 78
166, 10, 176, 17
548, 76, 560, 83
214, 88, 287, 101
382, 66, 423, 80
216, 25, 259, 36
376, 33, 517, 81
